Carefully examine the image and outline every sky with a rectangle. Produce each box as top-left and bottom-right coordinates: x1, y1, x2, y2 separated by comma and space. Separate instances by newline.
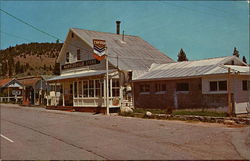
0, 1, 249, 62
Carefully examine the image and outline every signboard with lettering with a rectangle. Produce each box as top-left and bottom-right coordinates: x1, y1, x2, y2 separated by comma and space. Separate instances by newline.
12, 90, 21, 96
93, 39, 106, 61
62, 59, 100, 70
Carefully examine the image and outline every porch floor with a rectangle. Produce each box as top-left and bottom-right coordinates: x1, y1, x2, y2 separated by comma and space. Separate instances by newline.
46, 106, 120, 113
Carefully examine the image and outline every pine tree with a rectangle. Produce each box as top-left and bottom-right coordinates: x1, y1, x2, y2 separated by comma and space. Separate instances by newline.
20, 65, 24, 73
177, 48, 188, 62
242, 56, 247, 64
53, 62, 60, 75
43, 64, 47, 70
26, 63, 30, 69
1, 62, 7, 76
7, 57, 14, 77
233, 47, 239, 57
15, 61, 21, 74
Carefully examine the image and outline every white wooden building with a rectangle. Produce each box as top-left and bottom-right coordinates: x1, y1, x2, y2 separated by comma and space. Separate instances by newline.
47, 22, 174, 112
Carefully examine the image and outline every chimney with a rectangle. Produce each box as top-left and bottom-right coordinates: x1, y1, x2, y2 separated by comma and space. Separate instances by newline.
116, 21, 121, 35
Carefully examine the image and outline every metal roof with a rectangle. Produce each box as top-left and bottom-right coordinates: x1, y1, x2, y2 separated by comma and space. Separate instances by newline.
71, 28, 174, 71
0, 78, 14, 88
47, 70, 116, 82
134, 56, 249, 81
0, 78, 24, 88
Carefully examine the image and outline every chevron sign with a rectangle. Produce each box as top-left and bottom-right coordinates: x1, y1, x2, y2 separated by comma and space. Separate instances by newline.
93, 39, 106, 61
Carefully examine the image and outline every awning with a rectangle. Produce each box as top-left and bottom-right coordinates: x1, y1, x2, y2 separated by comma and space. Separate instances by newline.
47, 70, 117, 82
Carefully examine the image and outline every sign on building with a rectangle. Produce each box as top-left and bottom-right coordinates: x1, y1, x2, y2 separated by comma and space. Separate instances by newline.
62, 59, 100, 70
93, 39, 106, 61
12, 90, 21, 96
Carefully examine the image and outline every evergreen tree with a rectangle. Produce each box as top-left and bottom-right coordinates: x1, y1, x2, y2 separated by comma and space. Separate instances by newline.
15, 61, 21, 74
43, 64, 47, 70
26, 63, 30, 69
177, 48, 188, 62
1, 62, 7, 76
7, 57, 14, 77
8, 64, 13, 77
242, 56, 247, 64
53, 62, 60, 75
20, 65, 24, 73
233, 47, 239, 57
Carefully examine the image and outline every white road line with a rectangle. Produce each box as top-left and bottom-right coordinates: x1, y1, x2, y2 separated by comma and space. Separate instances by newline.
0, 134, 14, 143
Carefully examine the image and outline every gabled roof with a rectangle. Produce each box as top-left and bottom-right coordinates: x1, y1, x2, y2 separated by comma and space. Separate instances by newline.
68, 28, 174, 71
0, 78, 23, 88
0, 78, 14, 88
134, 56, 249, 81
17, 77, 42, 88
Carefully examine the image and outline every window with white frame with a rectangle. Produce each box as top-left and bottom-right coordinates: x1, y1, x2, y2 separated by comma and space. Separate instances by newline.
89, 80, 94, 97
95, 80, 101, 97
209, 80, 227, 91
74, 82, 77, 97
112, 79, 120, 97
83, 81, 88, 97
77, 49, 81, 61
66, 52, 69, 63
78, 81, 82, 97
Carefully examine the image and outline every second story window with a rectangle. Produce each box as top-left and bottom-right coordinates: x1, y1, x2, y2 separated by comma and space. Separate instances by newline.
66, 52, 69, 63
77, 49, 81, 61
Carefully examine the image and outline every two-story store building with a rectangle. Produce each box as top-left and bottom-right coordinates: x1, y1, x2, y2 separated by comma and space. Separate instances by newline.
47, 22, 174, 113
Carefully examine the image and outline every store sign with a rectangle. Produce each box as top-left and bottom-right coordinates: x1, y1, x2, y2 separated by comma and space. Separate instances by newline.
62, 59, 100, 70
93, 39, 106, 61
12, 90, 21, 96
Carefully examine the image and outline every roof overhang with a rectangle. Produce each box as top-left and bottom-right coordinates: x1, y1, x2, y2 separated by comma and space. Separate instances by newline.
47, 70, 117, 82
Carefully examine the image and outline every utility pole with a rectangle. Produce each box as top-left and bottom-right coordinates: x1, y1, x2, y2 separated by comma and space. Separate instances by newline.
227, 68, 232, 116
106, 55, 109, 115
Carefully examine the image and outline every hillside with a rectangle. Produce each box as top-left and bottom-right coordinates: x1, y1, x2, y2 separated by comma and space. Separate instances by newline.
0, 42, 63, 78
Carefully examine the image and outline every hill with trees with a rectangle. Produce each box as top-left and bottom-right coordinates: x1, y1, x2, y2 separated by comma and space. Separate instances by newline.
0, 42, 62, 78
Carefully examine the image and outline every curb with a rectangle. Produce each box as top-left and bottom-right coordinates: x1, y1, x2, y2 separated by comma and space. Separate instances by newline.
121, 112, 250, 125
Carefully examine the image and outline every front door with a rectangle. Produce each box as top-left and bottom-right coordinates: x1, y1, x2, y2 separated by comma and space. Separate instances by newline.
68, 83, 73, 106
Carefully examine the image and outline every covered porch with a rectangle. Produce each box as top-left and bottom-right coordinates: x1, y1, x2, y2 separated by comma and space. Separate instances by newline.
47, 70, 122, 112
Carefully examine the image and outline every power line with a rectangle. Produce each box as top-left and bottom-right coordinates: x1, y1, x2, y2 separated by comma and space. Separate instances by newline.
0, 9, 145, 61
0, 8, 95, 54
0, 8, 60, 41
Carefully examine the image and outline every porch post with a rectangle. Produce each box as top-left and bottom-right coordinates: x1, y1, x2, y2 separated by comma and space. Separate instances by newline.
73, 81, 75, 106
34, 88, 36, 105
7, 87, 10, 102
106, 55, 110, 115
46, 82, 49, 106
62, 82, 65, 106
228, 68, 232, 116
55, 82, 57, 106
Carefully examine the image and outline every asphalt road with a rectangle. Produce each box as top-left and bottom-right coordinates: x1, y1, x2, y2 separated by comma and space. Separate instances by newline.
1, 104, 250, 160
